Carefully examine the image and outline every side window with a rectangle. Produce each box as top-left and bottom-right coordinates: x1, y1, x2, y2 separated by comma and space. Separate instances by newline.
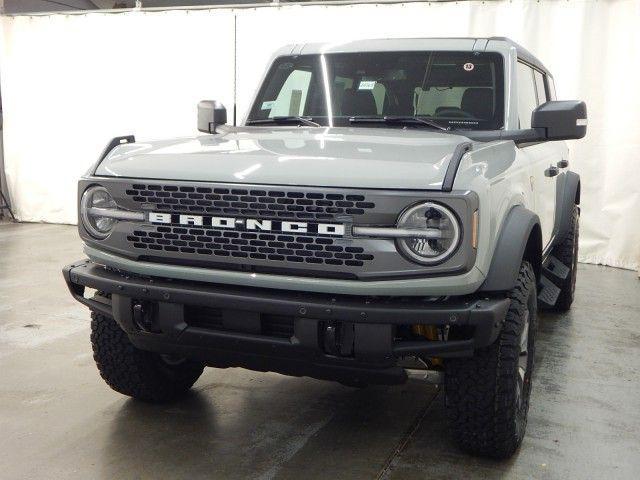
516, 62, 538, 129
547, 76, 557, 100
267, 69, 312, 118
534, 71, 547, 105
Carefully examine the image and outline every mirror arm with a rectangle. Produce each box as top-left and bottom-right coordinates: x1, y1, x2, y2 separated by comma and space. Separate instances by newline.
508, 128, 546, 145
462, 128, 546, 144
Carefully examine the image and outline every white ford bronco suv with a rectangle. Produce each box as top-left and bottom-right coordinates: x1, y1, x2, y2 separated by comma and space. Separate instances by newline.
63, 37, 586, 458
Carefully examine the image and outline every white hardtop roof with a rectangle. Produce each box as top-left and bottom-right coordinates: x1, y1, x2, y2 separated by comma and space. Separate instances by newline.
275, 37, 550, 74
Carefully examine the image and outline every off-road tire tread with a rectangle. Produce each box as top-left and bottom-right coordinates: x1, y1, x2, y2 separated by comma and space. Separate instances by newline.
552, 205, 579, 311
90, 312, 204, 402
445, 261, 536, 459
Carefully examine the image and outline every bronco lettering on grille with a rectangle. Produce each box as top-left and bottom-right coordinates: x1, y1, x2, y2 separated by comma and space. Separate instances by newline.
148, 212, 346, 236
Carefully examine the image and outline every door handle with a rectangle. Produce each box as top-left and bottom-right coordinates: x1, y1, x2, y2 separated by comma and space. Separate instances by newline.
544, 165, 559, 177
557, 159, 569, 168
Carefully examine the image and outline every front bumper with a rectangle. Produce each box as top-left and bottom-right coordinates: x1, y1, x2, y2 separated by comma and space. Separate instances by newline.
84, 245, 487, 297
63, 259, 509, 385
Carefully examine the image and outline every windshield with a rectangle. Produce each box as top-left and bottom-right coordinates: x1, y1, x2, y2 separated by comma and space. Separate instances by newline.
247, 51, 504, 130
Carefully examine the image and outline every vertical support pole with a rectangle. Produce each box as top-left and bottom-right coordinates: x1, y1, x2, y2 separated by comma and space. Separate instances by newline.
0, 1, 13, 220
233, 14, 237, 126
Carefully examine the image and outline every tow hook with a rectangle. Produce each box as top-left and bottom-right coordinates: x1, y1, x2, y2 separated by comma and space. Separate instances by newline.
321, 321, 355, 357
132, 301, 157, 332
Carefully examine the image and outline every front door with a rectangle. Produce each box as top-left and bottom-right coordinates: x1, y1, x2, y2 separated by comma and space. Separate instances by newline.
521, 143, 561, 247
516, 62, 565, 248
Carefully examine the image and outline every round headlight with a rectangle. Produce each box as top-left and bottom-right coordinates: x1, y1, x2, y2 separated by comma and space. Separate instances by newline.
396, 202, 461, 265
81, 186, 117, 239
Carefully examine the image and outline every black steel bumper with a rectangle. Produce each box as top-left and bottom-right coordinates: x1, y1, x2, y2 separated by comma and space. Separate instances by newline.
63, 259, 510, 385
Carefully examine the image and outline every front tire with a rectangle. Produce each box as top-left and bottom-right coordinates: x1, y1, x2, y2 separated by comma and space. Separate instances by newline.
445, 261, 537, 459
90, 312, 205, 402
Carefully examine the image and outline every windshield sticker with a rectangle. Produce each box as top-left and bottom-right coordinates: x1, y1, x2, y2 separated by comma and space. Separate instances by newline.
463, 63, 475, 72
261, 101, 275, 110
358, 80, 376, 90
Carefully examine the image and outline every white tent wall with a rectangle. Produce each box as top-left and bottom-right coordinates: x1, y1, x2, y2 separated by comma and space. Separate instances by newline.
0, 1, 639, 271
0, 10, 236, 224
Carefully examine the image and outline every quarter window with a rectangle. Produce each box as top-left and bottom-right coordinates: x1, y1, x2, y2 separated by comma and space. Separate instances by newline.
516, 62, 538, 129
534, 70, 547, 105
547, 76, 557, 100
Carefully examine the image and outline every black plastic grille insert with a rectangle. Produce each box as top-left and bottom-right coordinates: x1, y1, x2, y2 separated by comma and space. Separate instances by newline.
125, 184, 376, 221
127, 225, 374, 267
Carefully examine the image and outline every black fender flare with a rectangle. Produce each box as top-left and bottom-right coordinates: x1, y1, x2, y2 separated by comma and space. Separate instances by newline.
480, 206, 542, 292
553, 171, 580, 241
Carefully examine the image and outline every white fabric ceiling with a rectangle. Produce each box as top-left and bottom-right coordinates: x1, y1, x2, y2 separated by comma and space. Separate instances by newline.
0, 1, 638, 271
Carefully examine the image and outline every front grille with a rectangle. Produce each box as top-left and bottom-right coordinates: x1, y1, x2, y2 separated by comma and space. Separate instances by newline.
84, 178, 477, 280
127, 225, 374, 267
125, 184, 376, 221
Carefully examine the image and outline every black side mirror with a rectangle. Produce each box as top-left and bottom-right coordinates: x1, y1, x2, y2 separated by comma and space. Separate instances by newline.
198, 100, 227, 134
532, 100, 587, 141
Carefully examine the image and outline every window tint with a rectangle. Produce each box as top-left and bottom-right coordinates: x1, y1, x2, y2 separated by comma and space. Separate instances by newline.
534, 70, 547, 105
415, 87, 465, 116
333, 74, 354, 115
516, 62, 538, 129
371, 82, 387, 115
248, 52, 505, 130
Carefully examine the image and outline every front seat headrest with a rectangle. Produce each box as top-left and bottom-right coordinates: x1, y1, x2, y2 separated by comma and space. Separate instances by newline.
341, 88, 378, 116
461, 88, 495, 119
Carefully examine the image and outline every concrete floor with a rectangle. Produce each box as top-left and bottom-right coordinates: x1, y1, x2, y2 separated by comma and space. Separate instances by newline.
1, 222, 639, 480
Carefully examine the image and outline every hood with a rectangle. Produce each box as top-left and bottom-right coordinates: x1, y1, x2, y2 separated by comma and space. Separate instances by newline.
96, 126, 472, 190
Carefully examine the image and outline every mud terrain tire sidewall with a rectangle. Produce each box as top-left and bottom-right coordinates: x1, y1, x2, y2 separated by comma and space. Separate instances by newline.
445, 261, 537, 459
90, 312, 204, 402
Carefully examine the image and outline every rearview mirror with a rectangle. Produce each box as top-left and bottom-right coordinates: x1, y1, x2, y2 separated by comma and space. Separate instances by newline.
532, 100, 587, 141
198, 100, 227, 134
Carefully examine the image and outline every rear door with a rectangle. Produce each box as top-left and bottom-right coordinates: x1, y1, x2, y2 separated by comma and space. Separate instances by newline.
516, 62, 564, 248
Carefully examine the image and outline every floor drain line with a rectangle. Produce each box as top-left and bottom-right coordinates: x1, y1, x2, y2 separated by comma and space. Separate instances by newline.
374, 390, 440, 480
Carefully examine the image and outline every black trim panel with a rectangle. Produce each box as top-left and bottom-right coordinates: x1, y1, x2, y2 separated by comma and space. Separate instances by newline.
92, 135, 135, 175
553, 171, 580, 242
480, 205, 541, 291
441, 141, 472, 192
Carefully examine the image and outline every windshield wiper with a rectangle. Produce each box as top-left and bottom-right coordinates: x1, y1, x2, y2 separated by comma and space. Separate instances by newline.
349, 115, 449, 131
247, 116, 320, 127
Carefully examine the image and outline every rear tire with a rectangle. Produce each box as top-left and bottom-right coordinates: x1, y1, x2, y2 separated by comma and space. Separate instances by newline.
445, 261, 537, 459
552, 205, 579, 311
90, 312, 205, 402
